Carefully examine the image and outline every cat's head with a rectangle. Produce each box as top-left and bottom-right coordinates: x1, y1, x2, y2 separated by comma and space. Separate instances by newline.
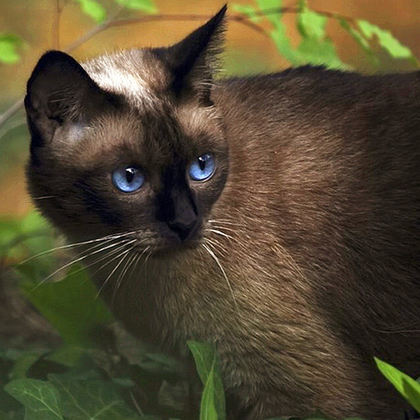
25, 6, 229, 253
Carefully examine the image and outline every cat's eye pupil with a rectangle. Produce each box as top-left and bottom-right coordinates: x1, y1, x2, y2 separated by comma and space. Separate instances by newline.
125, 167, 135, 183
198, 156, 206, 171
112, 166, 144, 193
188, 153, 216, 181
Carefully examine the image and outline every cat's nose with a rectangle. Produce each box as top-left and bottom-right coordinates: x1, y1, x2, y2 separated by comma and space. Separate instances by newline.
167, 218, 198, 242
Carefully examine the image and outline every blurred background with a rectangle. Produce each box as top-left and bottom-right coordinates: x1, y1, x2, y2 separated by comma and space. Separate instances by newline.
1, 0, 420, 218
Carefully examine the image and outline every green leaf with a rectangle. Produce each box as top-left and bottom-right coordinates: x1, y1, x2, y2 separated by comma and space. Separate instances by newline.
114, 0, 157, 13
200, 368, 218, 420
256, 0, 282, 27
339, 19, 377, 64
187, 341, 225, 420
0, 218, 21, 257
21, 265, 113, 345
270, 22, 302, 66
297, 1, 327, 41
339, 19, 369, 51
4, 379, 64, 420
74, 0, 107, 23
45, 346, 86, 368
358, 20, 416, 62
48, 374, 141, 419
294, 3, 349, 69
0, 33, 25, 64
296, 37, 350, 70
375, 357, 420, 412
247, 0, 302, 66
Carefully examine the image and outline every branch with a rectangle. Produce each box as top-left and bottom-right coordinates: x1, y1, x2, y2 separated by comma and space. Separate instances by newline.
66, 12, 269, 53
0, 6, 357, 132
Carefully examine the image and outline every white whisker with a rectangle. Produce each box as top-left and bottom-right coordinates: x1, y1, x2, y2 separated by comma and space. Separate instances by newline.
96, 247, 133, 300
18, 231, 137, 266
206, 228, 233, 240
202, 243, 239, 314
112, 251, 137, 305
31, 238, 137, 290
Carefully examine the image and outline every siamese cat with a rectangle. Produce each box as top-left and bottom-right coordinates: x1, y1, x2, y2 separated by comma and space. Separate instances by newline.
24, 5, 420, 420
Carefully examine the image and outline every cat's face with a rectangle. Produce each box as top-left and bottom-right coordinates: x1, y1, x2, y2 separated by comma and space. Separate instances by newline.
25, 7, 229, 254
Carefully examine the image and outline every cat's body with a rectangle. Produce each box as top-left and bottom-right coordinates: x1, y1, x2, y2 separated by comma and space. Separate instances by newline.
25, 7, 420, 419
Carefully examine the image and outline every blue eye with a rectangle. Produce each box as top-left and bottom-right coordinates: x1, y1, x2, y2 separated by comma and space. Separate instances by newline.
112, 166, 144, 193
188, 153, 216, 181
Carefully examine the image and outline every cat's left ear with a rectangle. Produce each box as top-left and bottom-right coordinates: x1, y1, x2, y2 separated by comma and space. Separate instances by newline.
160, 5, 227, 104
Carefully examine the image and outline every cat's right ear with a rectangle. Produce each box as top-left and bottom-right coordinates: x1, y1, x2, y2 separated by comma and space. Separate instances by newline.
25, 51, 101, 148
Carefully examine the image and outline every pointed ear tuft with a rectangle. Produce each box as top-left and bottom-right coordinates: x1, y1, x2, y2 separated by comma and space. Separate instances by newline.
160, 5, 227, 103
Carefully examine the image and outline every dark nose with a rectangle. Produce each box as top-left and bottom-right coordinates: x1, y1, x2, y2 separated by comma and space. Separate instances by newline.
167, 217, 198, 241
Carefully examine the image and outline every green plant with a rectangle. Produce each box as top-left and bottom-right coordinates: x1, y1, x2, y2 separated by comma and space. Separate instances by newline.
375, 358, 420, 413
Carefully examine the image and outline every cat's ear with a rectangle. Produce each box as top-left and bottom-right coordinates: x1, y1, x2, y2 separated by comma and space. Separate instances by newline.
162, 5, 227, 104
25, 51, 105, 147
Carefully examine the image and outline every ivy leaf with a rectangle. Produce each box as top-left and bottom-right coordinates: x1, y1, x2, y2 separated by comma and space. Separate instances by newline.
358, 20, 416, 63
114, 0, 157, 13
4, 379, 64, 420
48, 374, 141, 419
375, 357, 420, 412
188, 341, 225, 420
0, 33, 25, 64
74, 0, 107, 23
21, 265, 113, 346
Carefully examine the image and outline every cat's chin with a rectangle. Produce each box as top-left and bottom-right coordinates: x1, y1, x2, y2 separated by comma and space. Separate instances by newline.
132, 235, 203, 259
145, 239, 203, 259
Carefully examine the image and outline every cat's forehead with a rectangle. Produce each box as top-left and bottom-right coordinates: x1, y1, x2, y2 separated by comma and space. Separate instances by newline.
82, 49, 168, 108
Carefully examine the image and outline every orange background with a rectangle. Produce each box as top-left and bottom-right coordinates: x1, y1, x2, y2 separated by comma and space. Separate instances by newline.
1, 0, 420, 216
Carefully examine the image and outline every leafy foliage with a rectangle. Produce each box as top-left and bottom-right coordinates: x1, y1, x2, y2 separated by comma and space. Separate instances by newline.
5, 379, 64, 420
5, 375, 145, 420
21, 265, 113, 346
232, 0, 418, 69
188, 341, 225, 420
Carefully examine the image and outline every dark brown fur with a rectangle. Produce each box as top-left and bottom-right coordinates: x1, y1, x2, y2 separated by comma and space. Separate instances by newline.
25, 7, 420, 419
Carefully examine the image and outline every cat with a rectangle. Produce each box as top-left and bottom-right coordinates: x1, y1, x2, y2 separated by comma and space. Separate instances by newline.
24, 5, 420, 419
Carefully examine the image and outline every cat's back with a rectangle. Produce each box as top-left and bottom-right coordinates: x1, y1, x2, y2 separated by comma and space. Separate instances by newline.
213, 67, 420, 195
213, 66, 420, 369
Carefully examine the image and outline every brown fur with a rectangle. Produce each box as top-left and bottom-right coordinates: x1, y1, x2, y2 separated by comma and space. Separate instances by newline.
25, 7, 420, 419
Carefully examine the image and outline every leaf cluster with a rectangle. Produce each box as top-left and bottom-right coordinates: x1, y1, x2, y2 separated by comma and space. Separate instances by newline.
232, 0, 418, 70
